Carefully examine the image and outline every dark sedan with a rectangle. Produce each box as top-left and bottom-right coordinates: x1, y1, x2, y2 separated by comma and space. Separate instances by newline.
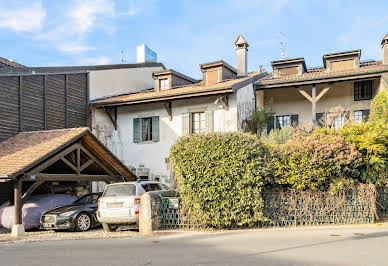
40, 193, 102, 231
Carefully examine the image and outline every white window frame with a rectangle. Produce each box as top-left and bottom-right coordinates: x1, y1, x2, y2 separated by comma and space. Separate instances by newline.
159, 78, 169, 90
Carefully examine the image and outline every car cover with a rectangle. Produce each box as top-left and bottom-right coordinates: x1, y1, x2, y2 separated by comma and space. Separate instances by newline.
0, 194, 77, 229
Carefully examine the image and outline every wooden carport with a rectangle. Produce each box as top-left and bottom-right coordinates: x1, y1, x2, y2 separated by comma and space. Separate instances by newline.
0, 127, 135, 237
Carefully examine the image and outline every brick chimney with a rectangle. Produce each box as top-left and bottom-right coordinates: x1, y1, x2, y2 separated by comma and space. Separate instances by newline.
382, 33, 388, 65
235, 34, 249, 76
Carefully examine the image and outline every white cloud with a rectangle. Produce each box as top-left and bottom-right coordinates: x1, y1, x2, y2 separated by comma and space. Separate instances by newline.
78, 56, 111, 65
58, 43, 96, 54
69, 0, 115, 34
35, 0, 117, 55
0, 1, 46, 32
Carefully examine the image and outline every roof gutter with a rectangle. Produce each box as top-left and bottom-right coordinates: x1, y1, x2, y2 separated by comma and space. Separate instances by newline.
256, 69, 388, 89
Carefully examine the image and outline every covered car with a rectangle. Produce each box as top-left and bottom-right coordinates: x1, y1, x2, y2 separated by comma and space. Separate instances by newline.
0, 194, 77, 229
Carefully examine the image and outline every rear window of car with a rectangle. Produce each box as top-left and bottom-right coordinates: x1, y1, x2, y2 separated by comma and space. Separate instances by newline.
141, 183, 170, 192
104, 184, 136, 196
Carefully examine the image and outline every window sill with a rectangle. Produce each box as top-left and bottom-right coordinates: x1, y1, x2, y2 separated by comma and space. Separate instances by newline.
354, 98, 372, 102
135, 140, 159, 144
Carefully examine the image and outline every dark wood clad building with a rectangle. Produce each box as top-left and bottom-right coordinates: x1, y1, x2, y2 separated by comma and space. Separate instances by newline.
0, 72, 89, 141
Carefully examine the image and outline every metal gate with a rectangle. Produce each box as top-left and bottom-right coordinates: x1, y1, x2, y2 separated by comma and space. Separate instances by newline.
159, 195, 186, 229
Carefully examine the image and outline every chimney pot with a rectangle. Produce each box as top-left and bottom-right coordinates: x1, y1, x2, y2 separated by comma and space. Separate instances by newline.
382, 33, 388, 65
235, 34, 249, 76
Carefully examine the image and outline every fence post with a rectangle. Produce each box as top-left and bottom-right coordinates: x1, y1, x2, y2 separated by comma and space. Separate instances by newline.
139, 193, 153, 235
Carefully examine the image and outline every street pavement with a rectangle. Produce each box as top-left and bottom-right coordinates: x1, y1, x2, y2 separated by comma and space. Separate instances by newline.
1, 225, 388, 266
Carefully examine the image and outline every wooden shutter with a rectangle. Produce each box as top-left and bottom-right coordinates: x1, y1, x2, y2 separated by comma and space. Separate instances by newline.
362, 109, 370, 122
205, 110, 214, 133
133, 118, 140, 143
291, 114, 299, 126
182, 113, 190, 135
316, 113, 324, 127
267, 116, 274, 134
152, 116, 160, 142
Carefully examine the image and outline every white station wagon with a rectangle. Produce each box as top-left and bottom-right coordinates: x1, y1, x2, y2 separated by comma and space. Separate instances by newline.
97, 180, 170, 231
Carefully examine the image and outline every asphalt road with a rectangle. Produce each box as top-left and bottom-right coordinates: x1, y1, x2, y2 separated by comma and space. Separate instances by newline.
1, 226, 388, 266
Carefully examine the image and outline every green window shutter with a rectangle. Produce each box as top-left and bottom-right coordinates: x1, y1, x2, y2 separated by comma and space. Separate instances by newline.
133, 118, 140, 143
316, 113, 324, 127
205, 110, 213, 133
275, 116, 280, 129
291, 114, 299, 126
182, 113, 190, 135
152, 116, 159, 142
267, 116, 274, 134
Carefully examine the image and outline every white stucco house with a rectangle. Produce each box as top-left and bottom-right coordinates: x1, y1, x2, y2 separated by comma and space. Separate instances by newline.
90, 35, 265, 184
90, 33, 388, 186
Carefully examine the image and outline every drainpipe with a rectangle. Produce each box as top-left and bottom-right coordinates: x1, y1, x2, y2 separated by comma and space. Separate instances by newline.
312, 84, 316, 123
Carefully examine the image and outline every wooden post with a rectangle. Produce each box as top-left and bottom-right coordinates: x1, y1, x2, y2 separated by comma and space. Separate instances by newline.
14, 179, 22, 225
312, 84, 316, 122
12, 179, 25, 238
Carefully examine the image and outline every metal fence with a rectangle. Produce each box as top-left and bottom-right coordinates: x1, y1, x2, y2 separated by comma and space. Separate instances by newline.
160, 186, 387, 229
377, 187, 388, 218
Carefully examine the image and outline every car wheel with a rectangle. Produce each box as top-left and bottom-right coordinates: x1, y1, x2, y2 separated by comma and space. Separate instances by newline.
102, 223, 118, 232
75, 213, 91, 231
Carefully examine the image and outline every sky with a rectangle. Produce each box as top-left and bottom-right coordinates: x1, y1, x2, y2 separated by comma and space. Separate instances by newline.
0, 0, 387, 79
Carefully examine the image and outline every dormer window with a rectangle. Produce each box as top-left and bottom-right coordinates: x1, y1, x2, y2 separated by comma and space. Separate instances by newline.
271, 58, 306, 78
153, 69, 196, 91
200, 60, 237, 85
159, 78, 169, 90
323, 50, 360, 72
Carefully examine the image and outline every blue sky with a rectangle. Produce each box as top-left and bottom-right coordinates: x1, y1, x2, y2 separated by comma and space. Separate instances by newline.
0, 0, 387, 79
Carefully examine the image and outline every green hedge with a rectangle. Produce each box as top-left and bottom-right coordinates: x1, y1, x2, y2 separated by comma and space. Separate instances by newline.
169, 132, 271, 228
270, 132, 363, 191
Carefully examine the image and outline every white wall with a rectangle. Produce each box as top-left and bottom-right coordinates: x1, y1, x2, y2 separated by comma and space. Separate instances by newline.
263, 79, 381, 127
89, 66, 164, 100
92, 94, 238, 184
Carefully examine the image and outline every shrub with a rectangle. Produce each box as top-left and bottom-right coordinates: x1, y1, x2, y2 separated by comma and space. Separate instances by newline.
335, 92, 388, 184
369, 91, 388, 124
263, 127, 296, 145
169, 132, 271, 228
271, 132, 363, 191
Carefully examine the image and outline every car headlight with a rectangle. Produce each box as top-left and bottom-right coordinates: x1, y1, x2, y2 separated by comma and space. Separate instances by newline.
60, 210, 77, 217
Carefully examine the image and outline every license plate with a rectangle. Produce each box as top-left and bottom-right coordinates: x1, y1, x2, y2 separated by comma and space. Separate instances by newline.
43, 223, 53, 227
108, 202, 123, 208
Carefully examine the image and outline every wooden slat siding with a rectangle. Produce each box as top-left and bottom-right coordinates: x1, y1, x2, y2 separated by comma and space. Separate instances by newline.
0, 73, 88, 141
0, 76, 19, 140
19, 76, 22, 131
21, 75, 45, 131
65, 74, 68, 128
44, 75, 47, 130
67, 74, 87, 127
46, 75, 66, 129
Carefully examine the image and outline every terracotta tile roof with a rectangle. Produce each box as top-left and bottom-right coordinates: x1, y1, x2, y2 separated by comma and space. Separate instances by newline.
0, 57, 25, 68
259, 61, 388, 86
0, 128, 135, 180
92, 71, 262, 106
0, 128, 88, 178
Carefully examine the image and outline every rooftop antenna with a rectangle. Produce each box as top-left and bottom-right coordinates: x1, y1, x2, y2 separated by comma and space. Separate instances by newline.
280, 32, 286, 60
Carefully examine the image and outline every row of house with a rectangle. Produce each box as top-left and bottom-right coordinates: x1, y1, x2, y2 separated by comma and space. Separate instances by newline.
90, 34, 388, 185
1, 34, 388, 189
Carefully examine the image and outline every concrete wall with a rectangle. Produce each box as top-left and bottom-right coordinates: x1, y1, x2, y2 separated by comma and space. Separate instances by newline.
263, 79, 381, 127
89, 66, 164, 100
92, 94, 238, 185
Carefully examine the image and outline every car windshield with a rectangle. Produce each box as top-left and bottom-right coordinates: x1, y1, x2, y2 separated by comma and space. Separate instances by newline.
104, 184, 136, 196
73, 194, 100, 205
141, 183, 170, 192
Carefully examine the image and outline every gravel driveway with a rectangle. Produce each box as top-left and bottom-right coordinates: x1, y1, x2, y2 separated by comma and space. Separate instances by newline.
0, 227, 139, 243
